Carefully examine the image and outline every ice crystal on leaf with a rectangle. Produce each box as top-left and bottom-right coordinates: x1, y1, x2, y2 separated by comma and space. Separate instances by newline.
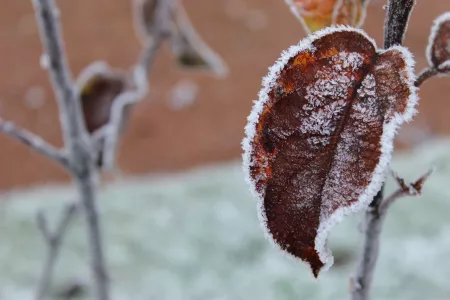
284, 0, 370, 33
242, 26, 418, 277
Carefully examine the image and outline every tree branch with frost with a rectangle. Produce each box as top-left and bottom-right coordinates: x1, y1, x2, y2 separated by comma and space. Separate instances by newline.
379, 169, 434, 215
101, 0, 174, 170
30, 0, 110, 299
0, 118, 70, 169
351, 1, 417, 299
351, 169, 433, 300
35, 203, 78, 300
32, 0, 87, 153
383, 0, 416, 48
414, 67, 439, 87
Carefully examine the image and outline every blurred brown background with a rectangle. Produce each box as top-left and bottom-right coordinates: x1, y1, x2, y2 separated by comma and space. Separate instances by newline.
0, 0, 449, 189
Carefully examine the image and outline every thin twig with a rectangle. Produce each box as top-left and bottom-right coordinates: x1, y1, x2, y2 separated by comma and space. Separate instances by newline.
415, 67, 440, 87
32, 1, 110, 300
0, 118, 71, 170
101, 0, 174, 170
352, 169, 432, 300
31, 0, 88, 154
351, 1, 418, 299
379, 169, 434, 215
137, 35, 165, 80
35, 203, 78, 300
351, 189, 384, 300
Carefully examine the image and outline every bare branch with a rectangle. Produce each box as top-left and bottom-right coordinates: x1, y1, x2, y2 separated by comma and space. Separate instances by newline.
415, 67, 439, 87
379, 168, 434, 214
35, 203, 78, 300
136, 33, 165, 80
136, 0, 173, 78
76, 176, 110, 300
351, 169, 433, 300
384, 0, 416, 48
350, 1, 420, 298
31, 1, 110, 300
351, 189, 383, 300
0, 118, 71, 170
100, 0, 174, 171
36, 211, 52, 245
101, 88, 145, 170
31, 0, 89, 153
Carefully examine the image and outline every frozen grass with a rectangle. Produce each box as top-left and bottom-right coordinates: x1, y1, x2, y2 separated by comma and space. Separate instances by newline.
0, 139, 450, 300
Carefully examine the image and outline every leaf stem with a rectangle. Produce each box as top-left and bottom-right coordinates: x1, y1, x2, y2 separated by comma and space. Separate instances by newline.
415, 67, 439, 87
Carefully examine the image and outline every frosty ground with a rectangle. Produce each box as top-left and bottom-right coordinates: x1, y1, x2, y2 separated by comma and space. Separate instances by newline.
1, 140, 449, 300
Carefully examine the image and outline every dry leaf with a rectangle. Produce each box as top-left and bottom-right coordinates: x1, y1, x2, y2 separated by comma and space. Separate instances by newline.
285, 0, 369, 33
242, 26, 418, 277
77, 62, 136, 167
427, 12, 450, 68
171, 4, 229, 77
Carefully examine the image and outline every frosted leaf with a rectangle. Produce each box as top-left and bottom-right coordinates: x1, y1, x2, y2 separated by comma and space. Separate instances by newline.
284, 0, 370, 33
242, 26, 418, 277
171, 4, 229, 77
427, 12, 450, 70
76, 62, 137, 167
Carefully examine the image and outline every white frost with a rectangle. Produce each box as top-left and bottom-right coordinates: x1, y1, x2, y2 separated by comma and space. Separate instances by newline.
315, 45, 418, 272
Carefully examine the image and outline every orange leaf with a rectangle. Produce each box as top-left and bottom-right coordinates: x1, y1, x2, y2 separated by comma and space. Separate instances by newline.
285, 0, 370, 33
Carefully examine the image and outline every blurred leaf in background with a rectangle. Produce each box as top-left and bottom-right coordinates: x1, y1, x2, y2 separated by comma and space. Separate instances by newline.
285, 0, 370, 33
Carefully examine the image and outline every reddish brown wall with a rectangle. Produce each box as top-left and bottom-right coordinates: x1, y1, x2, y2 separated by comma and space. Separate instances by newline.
0, 0, 449, 189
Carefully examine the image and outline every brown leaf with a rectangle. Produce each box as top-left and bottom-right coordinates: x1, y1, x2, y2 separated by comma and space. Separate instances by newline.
76, 62, 136, 167
242, 27, 418, 277
427, 12, 450, 68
